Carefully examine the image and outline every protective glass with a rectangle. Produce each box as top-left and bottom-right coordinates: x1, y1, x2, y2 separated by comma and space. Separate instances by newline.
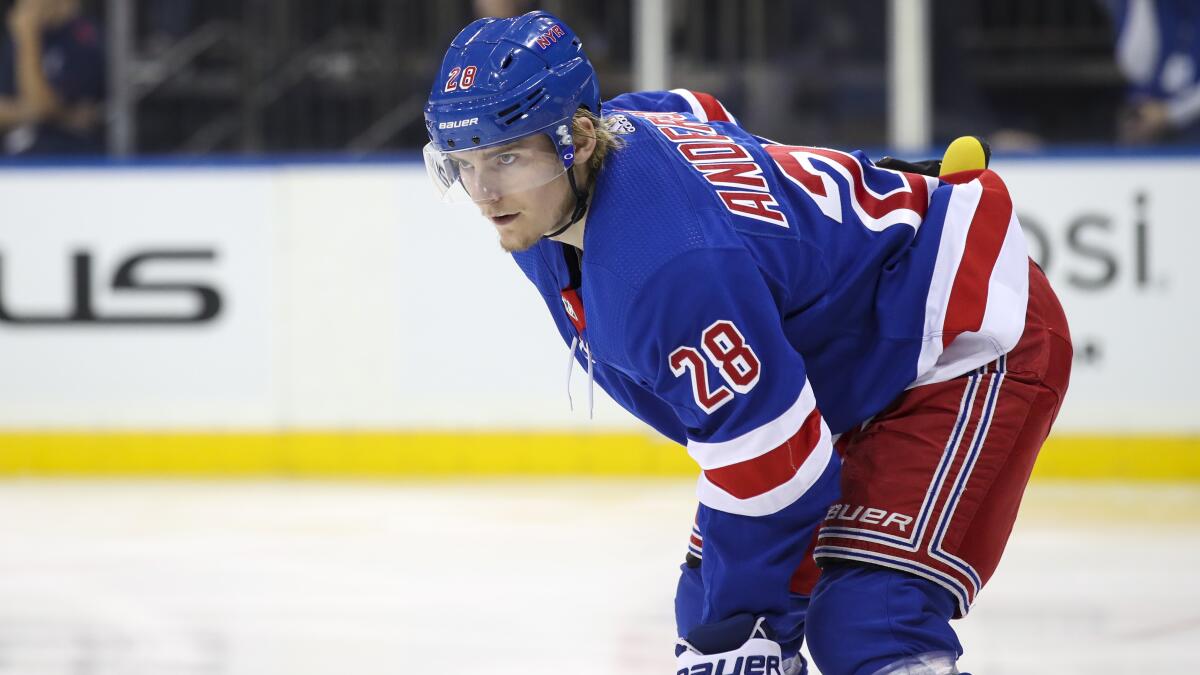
423, 136, 568, 203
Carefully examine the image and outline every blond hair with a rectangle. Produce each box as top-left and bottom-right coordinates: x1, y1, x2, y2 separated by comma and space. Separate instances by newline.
573, 108, 624, 176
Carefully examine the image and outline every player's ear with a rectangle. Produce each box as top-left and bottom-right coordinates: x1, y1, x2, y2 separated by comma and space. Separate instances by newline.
572, 112, 597, 167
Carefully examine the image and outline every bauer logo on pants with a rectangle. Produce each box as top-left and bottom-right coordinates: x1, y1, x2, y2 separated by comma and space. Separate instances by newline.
825, 504, 914, 533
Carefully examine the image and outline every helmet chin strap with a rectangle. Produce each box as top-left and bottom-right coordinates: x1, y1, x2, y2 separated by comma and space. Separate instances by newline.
543, 167, 589, 239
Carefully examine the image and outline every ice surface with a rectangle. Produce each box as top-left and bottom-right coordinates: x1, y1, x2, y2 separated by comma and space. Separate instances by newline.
0, 480, 1195, 674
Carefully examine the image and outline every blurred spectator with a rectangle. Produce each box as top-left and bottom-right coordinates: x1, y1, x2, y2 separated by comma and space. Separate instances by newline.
145, 0, 194, 54
1111, 0, 1200, 144
0, 0, 104, 156
473, 0, 534, 20
931, 1, 1045, 151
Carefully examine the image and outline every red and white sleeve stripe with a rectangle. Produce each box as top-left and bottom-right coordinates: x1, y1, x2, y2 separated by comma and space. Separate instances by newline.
912, 170, 1029, 387
669, 88, 739, 125
688, 523, 704, 559
688, 381, 834, 517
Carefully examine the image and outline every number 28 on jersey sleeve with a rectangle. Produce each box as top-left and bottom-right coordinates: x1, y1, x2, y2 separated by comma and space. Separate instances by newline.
669, 320, 761, 414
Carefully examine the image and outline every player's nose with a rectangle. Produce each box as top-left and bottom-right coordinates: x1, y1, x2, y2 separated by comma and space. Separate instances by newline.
465, 177, 502, 204
473, 191, 500, 207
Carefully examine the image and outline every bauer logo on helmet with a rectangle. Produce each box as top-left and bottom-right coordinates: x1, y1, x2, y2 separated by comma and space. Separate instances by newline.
438, 118, 479, 130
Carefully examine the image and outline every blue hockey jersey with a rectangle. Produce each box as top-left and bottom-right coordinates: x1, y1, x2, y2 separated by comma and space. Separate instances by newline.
510, 89, 1029, 634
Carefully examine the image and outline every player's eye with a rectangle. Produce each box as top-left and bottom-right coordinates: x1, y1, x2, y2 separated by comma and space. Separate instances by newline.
451, 158, 472, 173
496, 153, 518, 166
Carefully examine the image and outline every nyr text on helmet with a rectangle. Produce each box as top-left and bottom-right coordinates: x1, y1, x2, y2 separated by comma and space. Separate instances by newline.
535, 24, 566, 49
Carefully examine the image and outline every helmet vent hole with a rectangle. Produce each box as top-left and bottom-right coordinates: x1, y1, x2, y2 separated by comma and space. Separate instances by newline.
500, 53, 513, 69
496, 88, 547, 126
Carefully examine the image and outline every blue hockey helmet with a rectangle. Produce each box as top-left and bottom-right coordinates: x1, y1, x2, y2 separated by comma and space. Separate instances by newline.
423, 11, 600, 203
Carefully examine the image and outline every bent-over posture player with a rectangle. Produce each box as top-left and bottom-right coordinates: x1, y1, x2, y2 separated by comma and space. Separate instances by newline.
422, 11, 1072, 675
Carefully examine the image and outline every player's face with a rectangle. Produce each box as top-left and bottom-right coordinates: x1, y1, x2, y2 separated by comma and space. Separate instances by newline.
451, 134, 577, 252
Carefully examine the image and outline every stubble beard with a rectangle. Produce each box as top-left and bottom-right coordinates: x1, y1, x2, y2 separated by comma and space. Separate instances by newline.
495, 172, 580, 253
497, 222, 544, 253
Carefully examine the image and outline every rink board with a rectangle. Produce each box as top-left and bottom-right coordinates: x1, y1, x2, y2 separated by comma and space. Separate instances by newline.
0, 432, 1196, 480
0, 156, 1196, 478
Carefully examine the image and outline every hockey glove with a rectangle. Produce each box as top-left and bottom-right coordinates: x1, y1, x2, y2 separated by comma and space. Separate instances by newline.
675, 614, 806, 675
874, 155, 942, 177
875, 135, 991, 178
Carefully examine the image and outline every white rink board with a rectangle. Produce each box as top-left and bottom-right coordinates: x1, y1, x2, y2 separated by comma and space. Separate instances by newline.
0, 168, 278, 428
995, 158, 1199, 432
0, 158, 1196, 432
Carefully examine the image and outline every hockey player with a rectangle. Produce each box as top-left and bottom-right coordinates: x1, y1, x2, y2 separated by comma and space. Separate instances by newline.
423, 12, 1072, 675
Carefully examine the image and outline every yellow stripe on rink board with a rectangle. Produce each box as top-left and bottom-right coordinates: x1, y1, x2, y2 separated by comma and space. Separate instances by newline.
0, 432, 1196, 480
0, 432, 695, 477
1031, 435, 1200, 481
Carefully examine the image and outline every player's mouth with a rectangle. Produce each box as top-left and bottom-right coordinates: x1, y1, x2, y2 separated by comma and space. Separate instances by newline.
489, 213, 518, 227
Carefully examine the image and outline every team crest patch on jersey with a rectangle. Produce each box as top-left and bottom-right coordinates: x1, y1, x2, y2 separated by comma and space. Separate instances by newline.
603, 114, 636, 135
562, 296, 579, 322
560, 287, 586, 333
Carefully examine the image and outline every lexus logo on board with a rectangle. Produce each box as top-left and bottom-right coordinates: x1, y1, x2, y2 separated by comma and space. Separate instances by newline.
0, 249, 222, 325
